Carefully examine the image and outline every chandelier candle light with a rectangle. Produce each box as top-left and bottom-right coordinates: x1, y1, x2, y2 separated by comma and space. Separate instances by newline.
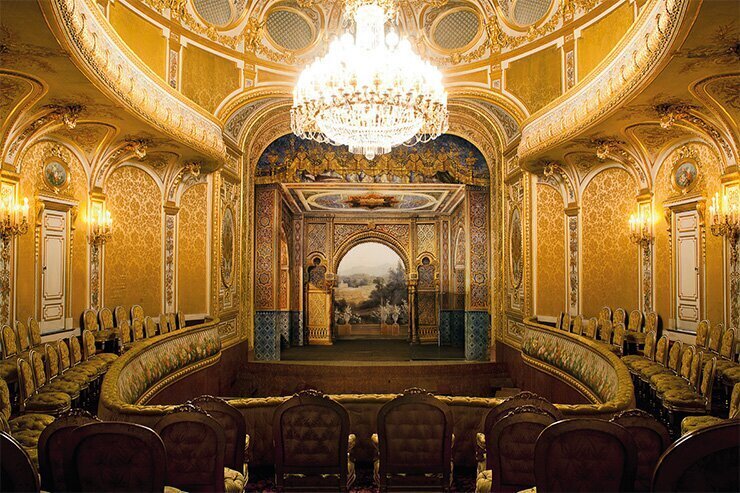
291, 0, 448, 160
629, 209, 653, 247
87, 208, 112, 245
709, 190, 740, 258
0, 196, 30, 242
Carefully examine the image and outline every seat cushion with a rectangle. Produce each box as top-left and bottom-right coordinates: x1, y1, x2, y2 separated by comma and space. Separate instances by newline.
42, 379, 82, 397
476, 470, 492, 493
70, 363, 100, 378
58, 371, 90, 387
641, 364, 674, 379
11, 428, 43, 448
93, 328, 119, 342
0, 359, 16, 381
715, 360, 737, 375
721, 365, 740, 385
651, 373, 689, 391
224, 467, 246, 493
26, 391, 71, 413
622, 355, 648, 366
662, 388, 704, 408
93, 353, 118, 364
681, 415, 725, 436
9, 413, 55, 435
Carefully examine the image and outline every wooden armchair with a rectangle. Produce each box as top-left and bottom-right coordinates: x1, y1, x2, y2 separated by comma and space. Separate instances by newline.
1, 431, 39, 492
374, 388, 453, 492
273, 389, 355, 492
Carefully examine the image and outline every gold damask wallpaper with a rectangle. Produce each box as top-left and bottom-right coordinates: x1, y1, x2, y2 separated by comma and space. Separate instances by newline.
104, 166, 162, 315
653, 142, 725, 326
178, 183, 208, 314
109, 1, 167, 79
505, 45, 562, 114
576, 1, 634, 80
536, 183, 566, 317
181, 44, 241, 113
16, 141, 89, 321
582, 167, 639, 315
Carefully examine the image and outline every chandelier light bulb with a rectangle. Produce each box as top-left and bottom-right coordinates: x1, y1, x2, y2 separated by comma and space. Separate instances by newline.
291, 0, 448, 160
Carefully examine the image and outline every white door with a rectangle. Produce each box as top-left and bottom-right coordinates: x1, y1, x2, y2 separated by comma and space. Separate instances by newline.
674, 210, 701, 332
40, 209, 67, 333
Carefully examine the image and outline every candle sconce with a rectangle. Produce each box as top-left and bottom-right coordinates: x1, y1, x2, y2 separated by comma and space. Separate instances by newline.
629, 209, 654, 248
87, 207, 112, 245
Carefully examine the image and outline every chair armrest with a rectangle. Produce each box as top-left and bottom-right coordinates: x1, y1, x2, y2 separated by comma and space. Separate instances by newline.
243, 434, 250, 477
475, 432, 486, 464
348, 433, 356, 462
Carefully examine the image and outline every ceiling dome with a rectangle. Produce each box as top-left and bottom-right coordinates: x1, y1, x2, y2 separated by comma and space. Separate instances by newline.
192, 0, 237, 27
499, 0, 554, 28
431, 7, 481, 52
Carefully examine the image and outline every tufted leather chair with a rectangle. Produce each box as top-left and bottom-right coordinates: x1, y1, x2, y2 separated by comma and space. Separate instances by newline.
38, 409, 100, 492
681, 382, 740, 435
475, 391, 562, 476
0, 377, 54, 469
66, 421, 168, 492
375, 388, 453, 492
477, 405, 557, 493
190, 395, 250, 481
156, 404, 230, 492
610, 409, 671, 492
273, 389, 355, 492
652, 420, 739, 492
17, 353, 71, 417
625, 309, 646, 351
534, 418, 637, 492
1, 431, 40, 492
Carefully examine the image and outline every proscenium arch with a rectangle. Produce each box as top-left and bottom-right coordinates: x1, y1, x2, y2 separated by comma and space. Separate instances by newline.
332, 232, 411, 278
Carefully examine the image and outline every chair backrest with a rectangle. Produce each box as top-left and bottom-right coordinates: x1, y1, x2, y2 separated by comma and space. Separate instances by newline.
583, 317, 598, 339
535, 418, 637, 493
130, 304, 144, 323
562, 312, 571, 332
486, 405, 557, 491
1, 324, 18, 358
1, 431, 40, 492
655, 335, 670, 366
155, 405, 226, 493
177, 310, 186, 331
158, 313, 170, 334
119, 320, 132, 345
613, 322, 626, 349
645, 311, 659, 333
719, 327, 736, 360
688, 348, 703, 388
598, 319, 614, 343
57, 339, 72, 372
652, 420, 739, 492
699, 358, 717, 402
16, 357, 37, 409
68, 337, 83, 366
708, 323, 724, 353
610, 409, 671, 492
98, 308, 114, 330
30, 349, 48, 388
190, 395, 247, 472
15, 320, 30, 352
598, 306, 612, 324
168, 313, 178, 331
81, 330, 97, 360
132, 318, 145, 341
572, 315, 583, 336
377, 389, 453, 480
113, 305, 128, 327
555, 312, 564, 330
695, 319, 710, 348
144, 316, 157, 338
628, 310, 643, 333
483, 391, 562, 432
642, 330, 657, 361
66, 421, 167, 492
45, 343, 62, 380
0, 378, 12, 421
273, 389, 349, 481
38, 409, 100, 492
678, 345, 695, 380
613, 308, 627, 327
27, 317, 42, 347
729, 383, 740, 419
81, 309, 98, 332
667, 340, 683, 372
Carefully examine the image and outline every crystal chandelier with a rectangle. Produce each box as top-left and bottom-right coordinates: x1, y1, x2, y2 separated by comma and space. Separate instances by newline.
291, 0, 448, 160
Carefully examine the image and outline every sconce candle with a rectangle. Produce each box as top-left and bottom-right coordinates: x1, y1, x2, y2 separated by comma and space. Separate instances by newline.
629, 209, 653, 247
709, 190, 740, 244
88, 207, 113, 245
0, 195, 30, 240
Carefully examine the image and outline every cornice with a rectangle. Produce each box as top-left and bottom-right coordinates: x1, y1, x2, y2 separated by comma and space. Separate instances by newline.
40, 0, 228, 165
517, 0, 693, 165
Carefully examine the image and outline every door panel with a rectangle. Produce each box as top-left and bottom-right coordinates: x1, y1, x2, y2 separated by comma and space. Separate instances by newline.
40, 209, 67, 333
675, 210, 701, 331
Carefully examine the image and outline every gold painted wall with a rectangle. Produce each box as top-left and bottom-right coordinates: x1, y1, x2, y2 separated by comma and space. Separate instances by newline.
582, 168, 639, 315
536, 184, 566, 316
576, 1, 634, 81
181, 45, 241, 113
654, 142, 725, 326
178, 183, 208, 314
104, 166, 162, 315
16, 141, 89, 322
505, 45, 562, 113
109, 2, 167, 80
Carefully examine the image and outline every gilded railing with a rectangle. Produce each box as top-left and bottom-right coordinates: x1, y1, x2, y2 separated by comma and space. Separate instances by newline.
517, 0, 691, 163
522, 317, 635, 413
41, 0, 228, 164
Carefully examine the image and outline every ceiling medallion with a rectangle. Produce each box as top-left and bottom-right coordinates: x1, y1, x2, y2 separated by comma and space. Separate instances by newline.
344, 193, 400, 209
291, 0, 448, 160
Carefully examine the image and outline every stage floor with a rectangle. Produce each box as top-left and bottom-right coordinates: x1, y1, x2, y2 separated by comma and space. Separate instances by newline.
280, 339, 465, 362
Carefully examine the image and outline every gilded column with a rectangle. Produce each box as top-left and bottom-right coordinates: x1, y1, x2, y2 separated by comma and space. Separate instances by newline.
163, 203, 179, 314
565, 205, 580, 316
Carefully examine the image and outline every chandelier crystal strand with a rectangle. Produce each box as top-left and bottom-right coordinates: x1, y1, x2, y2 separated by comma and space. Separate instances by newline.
291, 0, 448, 160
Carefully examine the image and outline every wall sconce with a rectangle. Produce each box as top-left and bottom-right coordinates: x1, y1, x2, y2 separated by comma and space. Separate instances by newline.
710, 190, 740, 258
0, 196, 30, 244
87, 207, 112, 245
629, 209, 653, 247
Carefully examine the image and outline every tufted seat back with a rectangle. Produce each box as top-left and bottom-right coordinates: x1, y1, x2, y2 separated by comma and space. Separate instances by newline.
190, 395, 247, 472
535, 418, 637, 493
67, 421, 167, 492
377, 390, 453, 479
155, 406, 226, 493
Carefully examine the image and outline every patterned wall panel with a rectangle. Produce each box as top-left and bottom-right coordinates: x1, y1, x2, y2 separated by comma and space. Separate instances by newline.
254, 311, 279, 360
254, 186, 276, 310
291, 217, 303, 312
376, 224, 410, 249
536, 183, 566, 317
305, 222, 328, 257
218, 178, 240, 315
465, 311, 489, 360
468, 189, 489, 310
417, 223, 437, 258
440, 219, 450, 307
333, 223, 366, 248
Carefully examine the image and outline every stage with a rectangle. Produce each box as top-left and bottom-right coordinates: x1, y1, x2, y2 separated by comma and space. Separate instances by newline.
238, 340, 509, 398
